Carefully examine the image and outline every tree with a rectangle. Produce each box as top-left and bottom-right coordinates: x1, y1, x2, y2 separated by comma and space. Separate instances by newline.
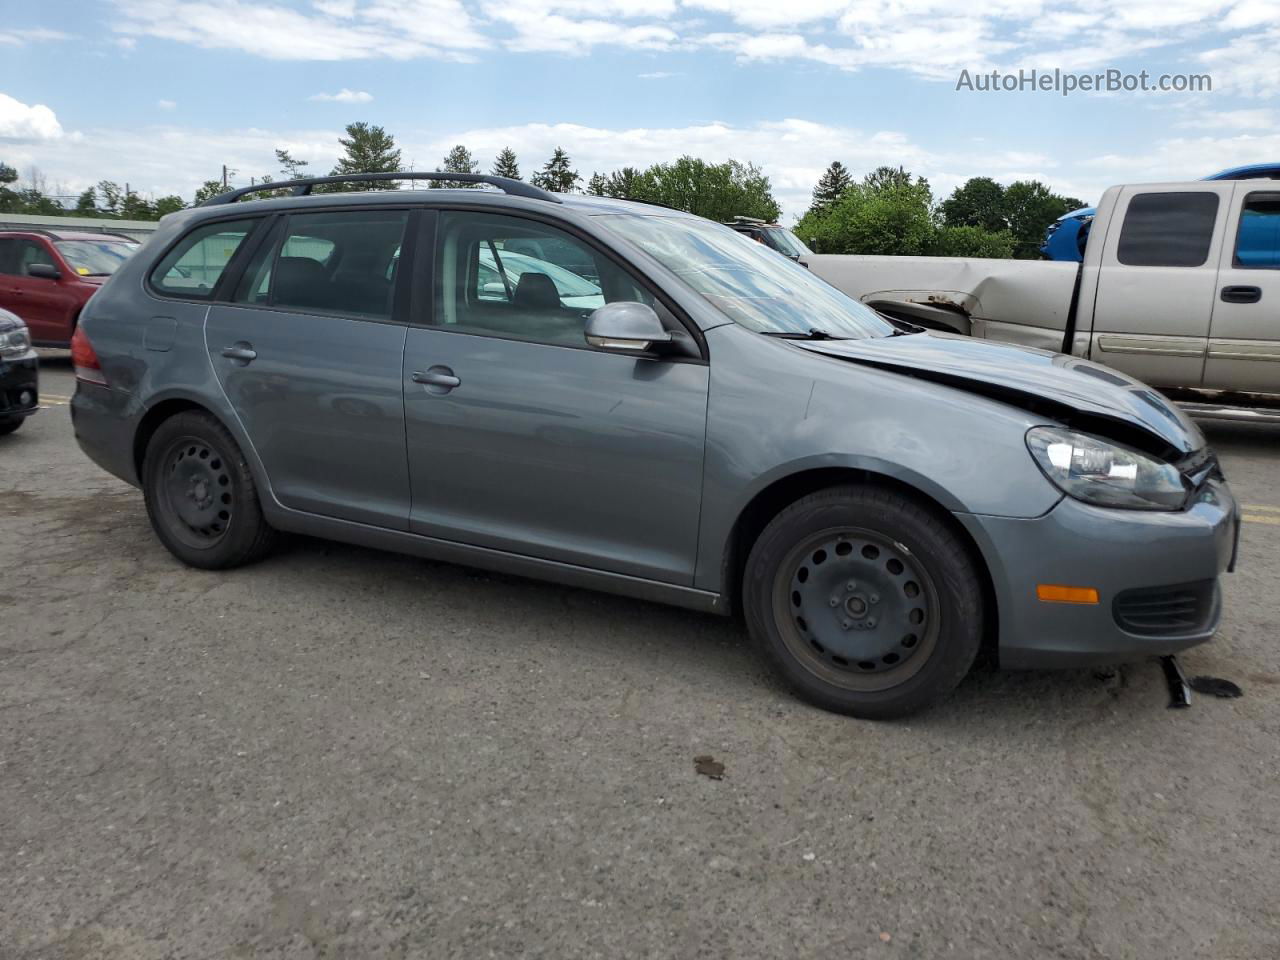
940, 177, 1007, 233
96, 180, 124, 216
276, 148, 309, 180
431, 144, 480, 188
586, 172, 609, 196
1002, 180, 1086, 258
795, 168, 935, 256
810, 160, 852, 215
74, 188, 97, 214
193, 180, 225, 205
863, 165, 922, 194
531, 147, 580, 193
153, 195, 186, 217
328, 121, 401, 190
491, 147, 520, 180
930, 225, 1015, 258
617, 157, 781, 222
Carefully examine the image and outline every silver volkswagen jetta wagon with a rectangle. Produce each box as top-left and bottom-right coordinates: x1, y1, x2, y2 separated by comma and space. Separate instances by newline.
71, 172, 1239, 718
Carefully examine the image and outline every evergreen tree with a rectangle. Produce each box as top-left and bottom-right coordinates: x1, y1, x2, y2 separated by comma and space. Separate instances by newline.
605, 167, 644, 199
586, 171, 608, 196
491, 147, 520, 180
531, 147, 580, 193
74, 187, 97, 214
328, 122, 401, 190
810, 161, 852, 215
275, 148, 309, 179
431, 144, 480, 188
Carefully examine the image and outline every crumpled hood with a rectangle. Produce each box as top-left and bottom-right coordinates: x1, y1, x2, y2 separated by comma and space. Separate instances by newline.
794, 331, 1204, 457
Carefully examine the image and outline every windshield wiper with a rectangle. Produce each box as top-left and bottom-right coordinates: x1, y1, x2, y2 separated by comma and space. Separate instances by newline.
761, 327, 846, 340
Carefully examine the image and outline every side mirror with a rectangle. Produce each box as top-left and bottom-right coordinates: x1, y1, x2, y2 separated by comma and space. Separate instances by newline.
27, 263, 60, 280
585, 301, 671, 353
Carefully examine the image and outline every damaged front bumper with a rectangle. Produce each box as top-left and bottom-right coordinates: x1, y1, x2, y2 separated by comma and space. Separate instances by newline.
957, 478, 1238, 669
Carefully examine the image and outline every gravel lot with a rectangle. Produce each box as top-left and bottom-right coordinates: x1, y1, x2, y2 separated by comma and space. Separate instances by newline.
4, 355, 1278, 959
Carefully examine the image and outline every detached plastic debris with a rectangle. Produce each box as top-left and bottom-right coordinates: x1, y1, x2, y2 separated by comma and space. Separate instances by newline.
1161, 656, 1192, 709
1189, 676, 1244, 699
693, 755, 725, 780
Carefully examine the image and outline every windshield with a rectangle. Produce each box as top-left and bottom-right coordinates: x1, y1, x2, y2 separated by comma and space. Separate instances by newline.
597, 214, 893, 338
55, 239, 137, 277
770, 227, 814, 257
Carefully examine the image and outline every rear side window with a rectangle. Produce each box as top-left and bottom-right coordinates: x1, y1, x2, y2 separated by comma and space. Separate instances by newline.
150, 219, 257, 298
233, 210, 408, 321
0, 238, 55, 276
1116, 192, 1219, 267
1234, 193, 1280, 268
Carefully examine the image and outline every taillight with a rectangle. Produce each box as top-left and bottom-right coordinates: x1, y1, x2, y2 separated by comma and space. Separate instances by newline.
70, 325, 107, 385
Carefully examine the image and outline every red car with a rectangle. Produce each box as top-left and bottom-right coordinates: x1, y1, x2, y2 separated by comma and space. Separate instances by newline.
0, 229, 140, 347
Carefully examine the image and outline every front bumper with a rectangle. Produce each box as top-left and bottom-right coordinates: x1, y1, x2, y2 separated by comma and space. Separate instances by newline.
959, 479, 1237, 668
0, 352, 39, 420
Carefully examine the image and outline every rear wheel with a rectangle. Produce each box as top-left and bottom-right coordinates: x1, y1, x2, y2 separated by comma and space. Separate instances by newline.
744, 485, 983, 719
0, 417, 23, 436
142, 411, 276, 569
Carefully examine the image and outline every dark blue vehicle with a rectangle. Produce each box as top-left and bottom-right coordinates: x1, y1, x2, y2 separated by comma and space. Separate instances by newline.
1041, 163, 1280, 262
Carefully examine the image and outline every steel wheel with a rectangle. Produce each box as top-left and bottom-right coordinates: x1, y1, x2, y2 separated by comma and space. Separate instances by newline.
771, 526, 940, 692
156, 436, 234, 549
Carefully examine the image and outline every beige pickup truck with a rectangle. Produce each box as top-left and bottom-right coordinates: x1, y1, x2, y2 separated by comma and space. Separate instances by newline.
806, 179, 1280, 421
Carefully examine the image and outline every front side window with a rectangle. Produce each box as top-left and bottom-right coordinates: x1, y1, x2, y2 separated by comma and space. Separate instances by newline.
434, 211, 655, 348
1234, 193, 1280, 268
151, 219, 257, 298
1116, 192, 1219, 267
598, 214, 894, 338
234, 210, 408, 320
55, 239, 138, 277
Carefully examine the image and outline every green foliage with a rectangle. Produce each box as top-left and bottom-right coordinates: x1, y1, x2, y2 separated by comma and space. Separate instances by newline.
275, 148, 309, 180
153, 195, 186, 217
193, 180, 226, 205
74, 188, 97, 213
939, 177, 1007, 233
491, 147, 520, 180
531, 147, 580, 193
617, 157, 781, 222
930, 225, 1015, 258
328, 122, 401, 190
810, 160, 852, 216
1001, 180, 1086, 258
796, 169, 935, 256
586, 172, 608, 196
431, 144, 481, 188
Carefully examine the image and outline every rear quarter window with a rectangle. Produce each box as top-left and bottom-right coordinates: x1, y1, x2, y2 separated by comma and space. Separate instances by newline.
150, 219, 258, 298
1116, 192, 1219, 267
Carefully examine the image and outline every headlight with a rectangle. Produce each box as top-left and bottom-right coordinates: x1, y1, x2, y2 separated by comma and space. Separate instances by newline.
1026, 426, 1188, 511
0, 325, 31, 358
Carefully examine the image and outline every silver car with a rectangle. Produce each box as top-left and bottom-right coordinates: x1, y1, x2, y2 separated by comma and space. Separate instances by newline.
71, 173, 1239, 718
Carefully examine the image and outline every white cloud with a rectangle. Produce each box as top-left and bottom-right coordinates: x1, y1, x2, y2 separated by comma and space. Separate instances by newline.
638, 70, 681, 78
0, 93, 63, 142
157, 99, 177, 111
0, 27, 69, 46
309, 88, 375, 103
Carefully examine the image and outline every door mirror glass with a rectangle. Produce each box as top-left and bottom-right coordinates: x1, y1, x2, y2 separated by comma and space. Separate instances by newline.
26, 262, 60, 280
585, 301, 671, 352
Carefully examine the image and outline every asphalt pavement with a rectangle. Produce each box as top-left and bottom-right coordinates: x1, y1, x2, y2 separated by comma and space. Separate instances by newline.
3, 355, 1278, 959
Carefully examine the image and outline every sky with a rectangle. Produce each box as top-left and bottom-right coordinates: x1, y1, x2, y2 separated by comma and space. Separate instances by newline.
1, 0, 1278, 220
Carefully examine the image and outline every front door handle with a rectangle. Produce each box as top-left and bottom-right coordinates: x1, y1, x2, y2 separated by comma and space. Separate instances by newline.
1221, 285, 1262, 304
221, 343, 257, 363
412, 366, 460, 392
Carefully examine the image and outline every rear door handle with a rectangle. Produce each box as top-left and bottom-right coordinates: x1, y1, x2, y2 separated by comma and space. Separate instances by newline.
1221, 285, 1262, 304
221, 343, 257, 363
411, 367, 460, 392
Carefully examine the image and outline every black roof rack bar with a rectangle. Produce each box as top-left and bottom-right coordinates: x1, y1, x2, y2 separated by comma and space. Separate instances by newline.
199, 171, 562, 206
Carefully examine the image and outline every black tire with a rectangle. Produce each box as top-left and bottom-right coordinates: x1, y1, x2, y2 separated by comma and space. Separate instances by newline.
142, 410, 276, 569
0, 417, 23, 436
743, 485, 983, 719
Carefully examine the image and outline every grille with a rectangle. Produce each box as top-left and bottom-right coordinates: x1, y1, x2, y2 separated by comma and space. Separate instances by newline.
1113, 580, 1217, 636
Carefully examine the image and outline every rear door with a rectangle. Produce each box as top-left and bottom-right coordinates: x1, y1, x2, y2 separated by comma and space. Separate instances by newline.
203, 207, 414, 529
1202, 185, 1280, 393
1088, 184, 1232, 388
401, 208, 709, 584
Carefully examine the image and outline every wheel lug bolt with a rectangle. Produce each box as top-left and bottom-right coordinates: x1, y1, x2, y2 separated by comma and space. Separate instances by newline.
846, 581, 856, 591
867, 618, 877, 628
870, 594, 879, 604
829, 598, 839, 607
841, 620, 851, 630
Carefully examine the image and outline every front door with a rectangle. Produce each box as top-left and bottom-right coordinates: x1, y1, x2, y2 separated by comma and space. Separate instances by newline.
204, 208, 414, 529
403, 209, 709, 584
1203, 185, 1280, 393
0, 236, 67, 343
1088, 184, 1232, 388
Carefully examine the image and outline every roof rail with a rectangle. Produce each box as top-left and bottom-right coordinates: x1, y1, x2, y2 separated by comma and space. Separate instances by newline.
199, 171, 562, 206
0, 225, 139, 242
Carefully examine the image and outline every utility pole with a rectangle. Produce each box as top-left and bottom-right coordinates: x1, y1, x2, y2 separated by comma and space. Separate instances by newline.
222, 164, 228, 189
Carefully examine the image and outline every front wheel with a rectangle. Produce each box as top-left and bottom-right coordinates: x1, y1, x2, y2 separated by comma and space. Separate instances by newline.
142, 411, 276, 569
744, 486, 983, 719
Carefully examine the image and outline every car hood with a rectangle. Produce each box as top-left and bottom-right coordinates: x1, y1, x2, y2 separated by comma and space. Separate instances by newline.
793, 331, 1204, 457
